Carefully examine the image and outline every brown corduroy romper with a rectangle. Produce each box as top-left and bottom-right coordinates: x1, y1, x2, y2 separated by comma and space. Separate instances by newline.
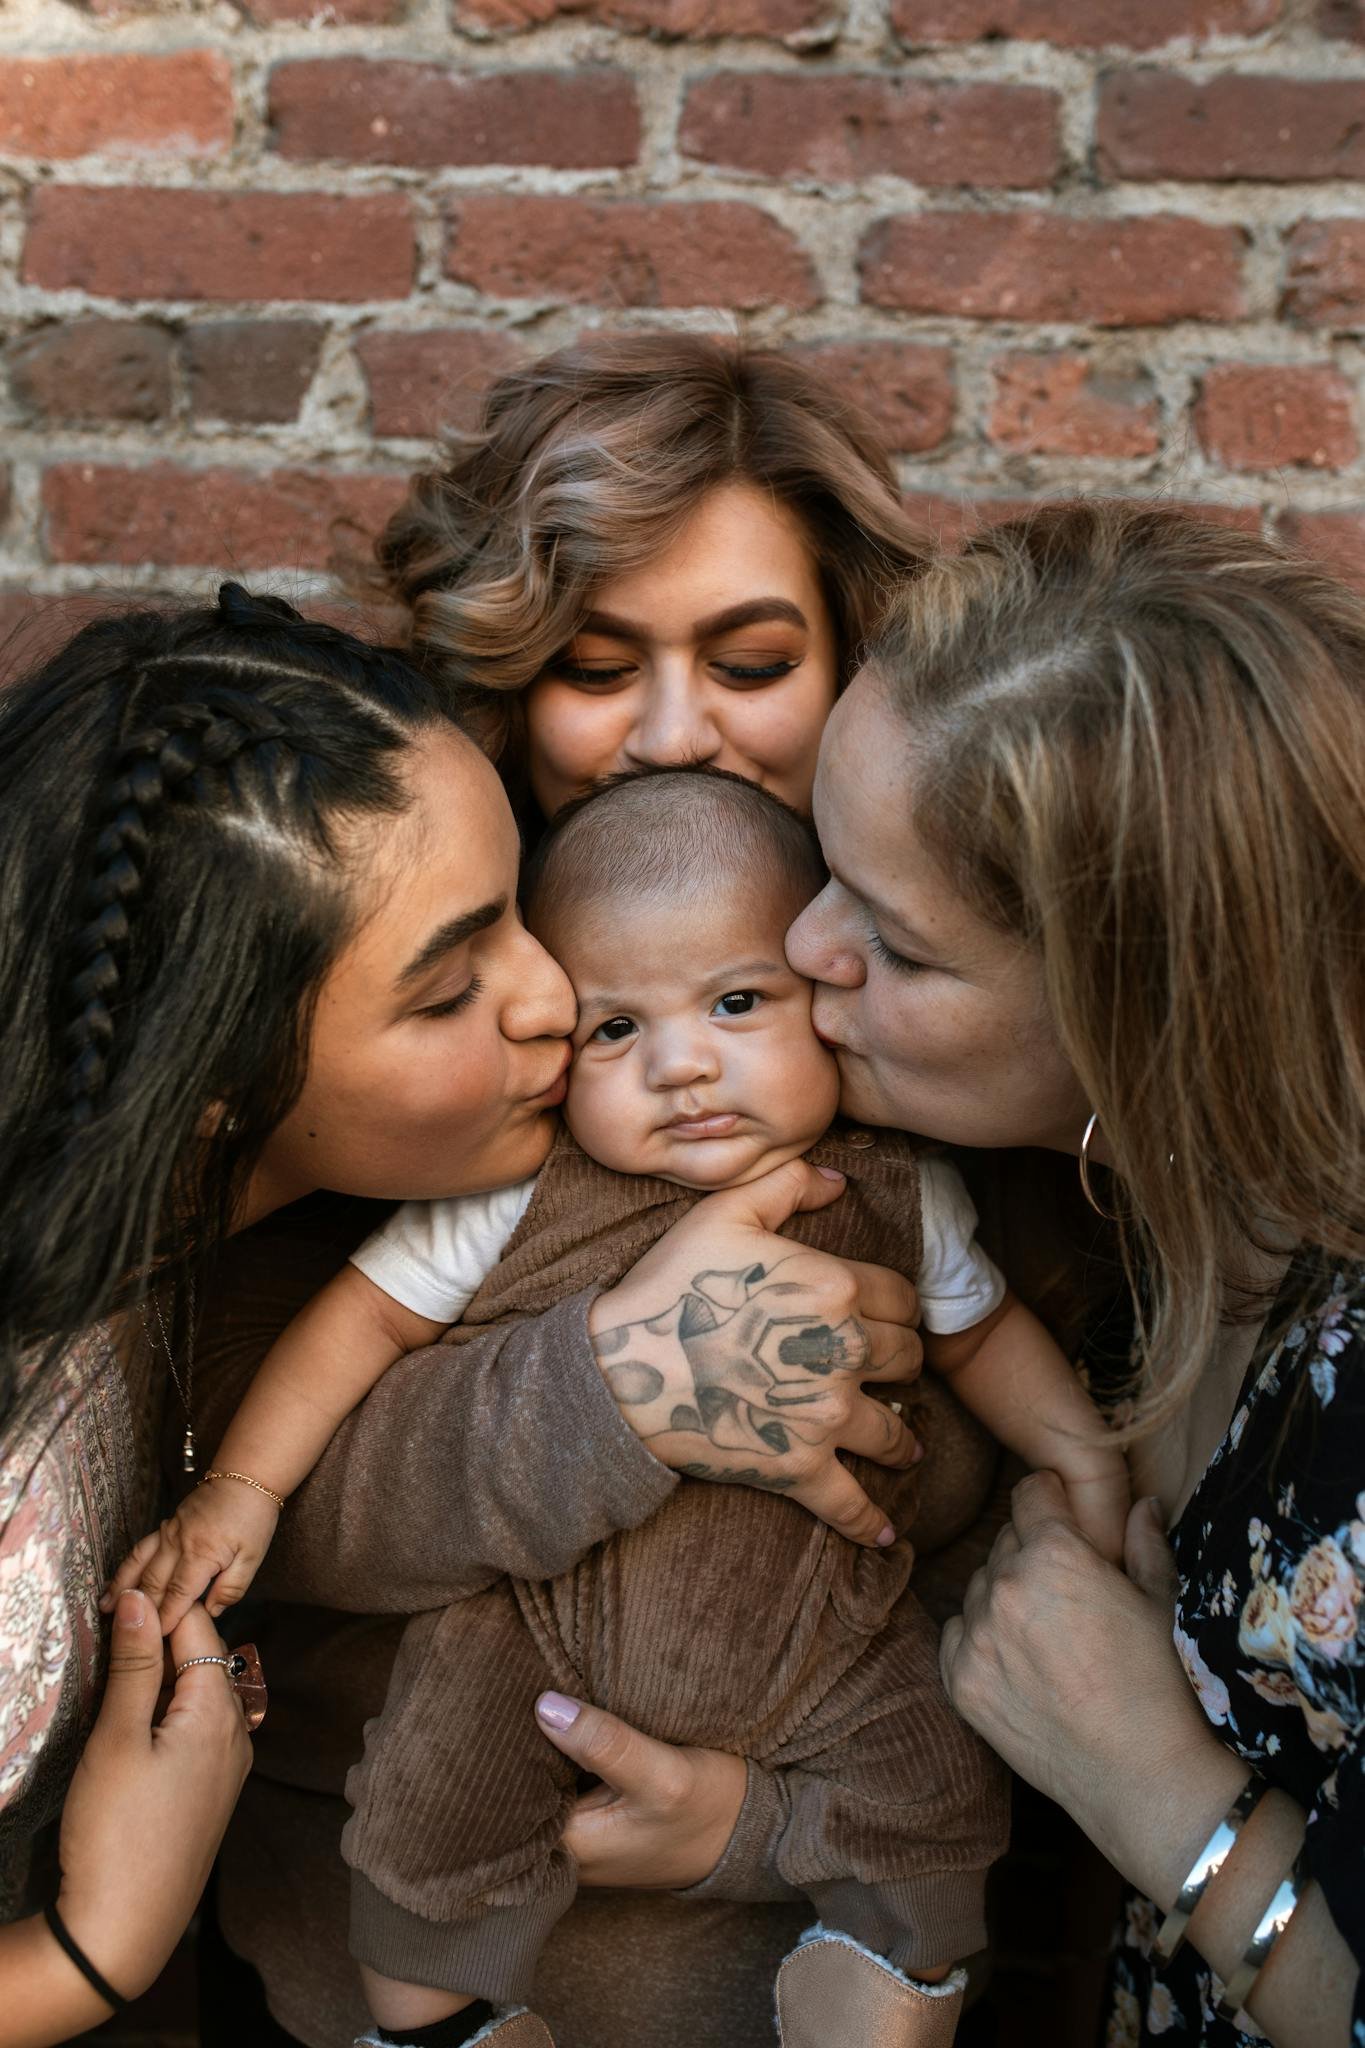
342, 1125, 1010, 2003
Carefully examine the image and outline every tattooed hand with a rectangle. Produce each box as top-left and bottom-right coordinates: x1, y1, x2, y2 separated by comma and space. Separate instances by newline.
590, 1158, 923, 1547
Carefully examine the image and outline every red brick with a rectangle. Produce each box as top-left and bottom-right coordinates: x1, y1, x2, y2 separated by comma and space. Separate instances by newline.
900, 490, 1041, 548
1195, 364, 1357, 472
186, 322, 324, 424
1283, 220, 1365, 328
1155, 499, 1264, 531
270, 62, 639, 170
902, 489, 1259, 550
894, 0, 1279, 48
1276, 506, 1365, 588
356, 328, 524, 439
9, 320, 173, 424
0, 52, 231, 159
860, 211, 1246, 326
24, 189, 415, 304
43, 463, 409, 571
0, 592, 129, 681
1098, 72, 1365, 183
791, 342, 954, 453
989, 352, 1159, 457
306, 596, 411, 640
1319, 0, 1365, 40
446, 197, 819, 310
239, 0, 404, 19
453, 0, 839, 47
679, 75, 1058, 188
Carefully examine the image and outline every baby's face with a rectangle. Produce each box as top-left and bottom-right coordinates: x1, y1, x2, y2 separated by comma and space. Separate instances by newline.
556, 884, 840, 1191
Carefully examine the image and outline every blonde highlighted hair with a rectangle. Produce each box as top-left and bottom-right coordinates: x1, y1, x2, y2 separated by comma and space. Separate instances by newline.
373, 332, 927, 776
869, 500, 1365, 1425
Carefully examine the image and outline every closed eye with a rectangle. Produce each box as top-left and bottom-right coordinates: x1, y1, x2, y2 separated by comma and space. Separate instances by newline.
868, 930, 926, 976
714, 660, 798, 685
418, 975, 484, 1018
551, 661, 635, 688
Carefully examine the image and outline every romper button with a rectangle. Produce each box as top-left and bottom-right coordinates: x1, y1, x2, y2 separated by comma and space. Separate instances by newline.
846, 1130, 876, 1149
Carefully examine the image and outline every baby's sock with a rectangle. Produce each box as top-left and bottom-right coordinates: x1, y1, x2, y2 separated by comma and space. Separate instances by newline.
376, 2005, 493, 2047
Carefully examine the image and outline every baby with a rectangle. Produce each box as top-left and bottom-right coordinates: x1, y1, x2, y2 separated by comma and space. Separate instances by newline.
115, 768, 1127, 2048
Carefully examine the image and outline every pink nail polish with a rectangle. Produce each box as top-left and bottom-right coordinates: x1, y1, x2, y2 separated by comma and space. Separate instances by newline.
815, 1166, 845, 1182
876, 1525, 896, 1548
536, 1691, 582, 1730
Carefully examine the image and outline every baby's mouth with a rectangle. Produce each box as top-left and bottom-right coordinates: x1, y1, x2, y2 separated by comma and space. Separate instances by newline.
661, 1111, 741, 1139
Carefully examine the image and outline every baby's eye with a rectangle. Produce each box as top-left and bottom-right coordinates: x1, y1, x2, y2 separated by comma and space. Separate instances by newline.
712, 990, 762, 1017
591, 1015, 637, 1043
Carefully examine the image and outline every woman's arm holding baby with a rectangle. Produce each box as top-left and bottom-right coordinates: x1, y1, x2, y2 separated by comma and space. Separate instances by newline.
107, 1266, 445, 1629
924, 1291, 1129, 1563
202, 1161, 922, 1616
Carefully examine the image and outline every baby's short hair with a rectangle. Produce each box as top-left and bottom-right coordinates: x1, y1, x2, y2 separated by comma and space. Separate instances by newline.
523, 767, 825, 938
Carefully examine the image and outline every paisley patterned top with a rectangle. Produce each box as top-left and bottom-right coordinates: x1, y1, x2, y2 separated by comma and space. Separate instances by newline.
0, 1324, 160, 1919
1108, 1262, 1365, 2044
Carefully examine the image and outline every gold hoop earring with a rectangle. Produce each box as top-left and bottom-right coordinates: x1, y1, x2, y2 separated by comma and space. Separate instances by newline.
1079, 1112, 1121, 1221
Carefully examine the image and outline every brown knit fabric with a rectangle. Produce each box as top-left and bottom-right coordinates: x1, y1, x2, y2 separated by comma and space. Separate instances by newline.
342, 1125, 1008, 1999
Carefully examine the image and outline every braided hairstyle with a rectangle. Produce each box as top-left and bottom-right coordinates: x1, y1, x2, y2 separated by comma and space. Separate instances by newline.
0, 586, 456, 1417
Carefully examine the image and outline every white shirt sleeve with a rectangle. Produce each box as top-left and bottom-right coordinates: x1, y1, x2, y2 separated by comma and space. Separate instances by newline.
916, 1156, 1007, 1336
349, 1177, 538, 1326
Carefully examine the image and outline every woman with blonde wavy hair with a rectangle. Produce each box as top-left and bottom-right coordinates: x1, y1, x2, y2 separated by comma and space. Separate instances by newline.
530, 500, 1364, 2044
373, 330, 927, 827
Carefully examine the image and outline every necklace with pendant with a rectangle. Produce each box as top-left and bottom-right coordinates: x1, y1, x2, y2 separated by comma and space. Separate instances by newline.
140, 1275, 197, 1475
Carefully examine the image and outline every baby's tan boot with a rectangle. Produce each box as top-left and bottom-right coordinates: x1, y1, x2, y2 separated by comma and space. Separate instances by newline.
775, 1930, 966, 2048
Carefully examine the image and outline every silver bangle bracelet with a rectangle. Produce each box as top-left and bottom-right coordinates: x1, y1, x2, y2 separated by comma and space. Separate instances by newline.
1215, 1850, 1306, 2023
1154, 1776, 1261, 1962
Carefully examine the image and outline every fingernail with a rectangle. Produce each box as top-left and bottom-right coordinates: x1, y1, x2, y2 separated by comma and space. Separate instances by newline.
536, 1691, 582, 1730
910, 1439, 925, 1464
115, 1589, 145, 1630
876, 1524, 896, 1548
816, 1166, 845, 1183
1143, 1495, 1165, 1526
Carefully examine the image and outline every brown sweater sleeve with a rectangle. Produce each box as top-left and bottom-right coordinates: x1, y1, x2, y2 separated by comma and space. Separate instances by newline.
191, 1201, 678, 1615
267, 1289, 679, 1611
676, 1762, 804, 1906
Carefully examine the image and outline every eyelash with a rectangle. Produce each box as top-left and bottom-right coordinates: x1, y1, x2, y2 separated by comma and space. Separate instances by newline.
553, 660, 798, 688
868, 930, 925, 977
592, 1016, 636, 1043
419, 975, 484, 1019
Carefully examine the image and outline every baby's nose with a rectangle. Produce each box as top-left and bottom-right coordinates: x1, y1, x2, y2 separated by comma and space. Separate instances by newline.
647, 1031, 719, 1089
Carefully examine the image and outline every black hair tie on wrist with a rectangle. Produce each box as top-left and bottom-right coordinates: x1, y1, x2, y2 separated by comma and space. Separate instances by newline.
43, 1901, 129, 2012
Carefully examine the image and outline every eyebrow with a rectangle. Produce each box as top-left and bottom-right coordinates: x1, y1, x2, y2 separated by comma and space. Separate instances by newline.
575, 598, 809, 645
398, 897, 506, 988
577, 959, 790, 1014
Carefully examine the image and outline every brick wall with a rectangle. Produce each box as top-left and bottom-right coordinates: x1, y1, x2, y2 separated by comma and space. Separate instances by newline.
4, 0, 1365, 640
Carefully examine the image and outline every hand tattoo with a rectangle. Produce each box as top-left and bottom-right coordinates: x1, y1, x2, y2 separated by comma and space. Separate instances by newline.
593, 1258, 868, 1463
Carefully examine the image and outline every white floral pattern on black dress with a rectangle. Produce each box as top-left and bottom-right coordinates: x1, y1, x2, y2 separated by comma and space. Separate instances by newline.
1106, 1262, 1365, 2045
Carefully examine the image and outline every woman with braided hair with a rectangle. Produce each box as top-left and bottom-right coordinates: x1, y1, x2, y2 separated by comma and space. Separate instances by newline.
0, 585, 924, 2043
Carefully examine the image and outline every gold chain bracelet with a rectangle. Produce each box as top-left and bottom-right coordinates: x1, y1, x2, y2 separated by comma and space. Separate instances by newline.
202, 1469, 286, 1510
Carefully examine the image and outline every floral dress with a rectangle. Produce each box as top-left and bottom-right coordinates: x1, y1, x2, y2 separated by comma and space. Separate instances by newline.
1107, 1262, 1365, 2044
0, 1324, 159, 1919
